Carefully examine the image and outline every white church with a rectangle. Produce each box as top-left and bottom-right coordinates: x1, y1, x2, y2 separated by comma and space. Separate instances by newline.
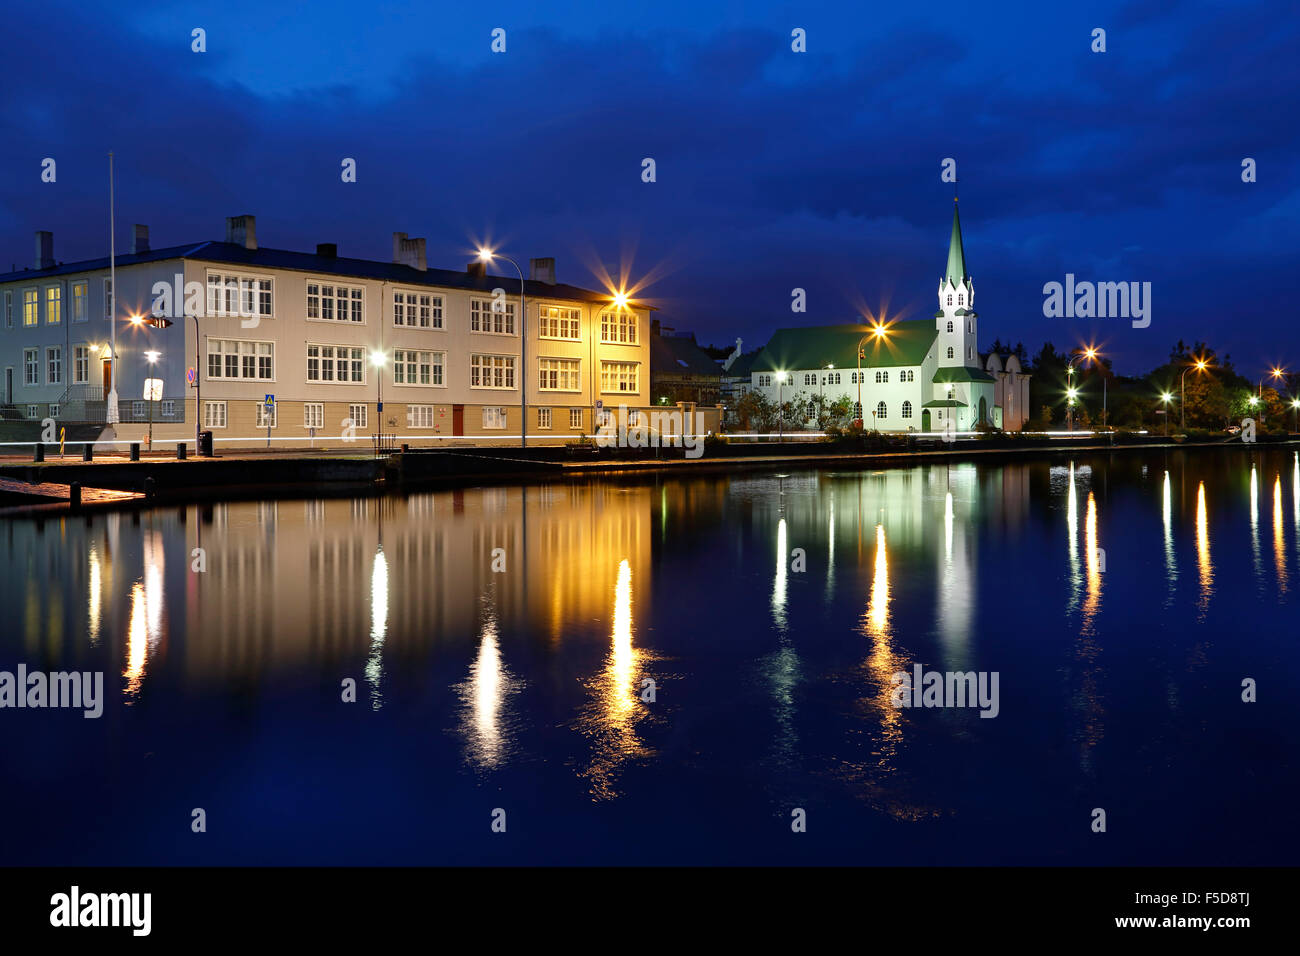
749, 200, 1030, 433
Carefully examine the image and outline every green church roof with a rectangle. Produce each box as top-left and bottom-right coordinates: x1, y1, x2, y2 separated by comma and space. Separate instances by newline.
751, 321, 937, 373
933, 365, 995, 384
923, 399, 967, 408
944, 200, 968, 289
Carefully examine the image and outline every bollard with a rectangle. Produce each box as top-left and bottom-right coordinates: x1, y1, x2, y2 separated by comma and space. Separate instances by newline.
144, 476, 156, 499
68, 482, 81, 511
130, 442, 140, 461
82, 443, 94, 461
177, 442, 187, 460
33, 443, 44, 462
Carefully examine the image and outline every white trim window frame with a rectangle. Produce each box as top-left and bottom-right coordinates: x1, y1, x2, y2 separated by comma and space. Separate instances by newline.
304, 402, 325, 429
393, 349, 444, 387
22, 348, 38, 386
306, 344, 365, 384
537, 304, 581, 341
203, 400, 228, 428
44, 286, 61, 326
407, 404, 436, 428
599, 309, 637, 345
470, 298, 515, 335
71, 281, 88, 323
568, 408, 583, 430
208, 338, 275, 381
22, 288, 38, 327
306, 280, 364, 323
205, 270, 273, 320
538, 356, 580, 392
600, 360, 639, 394
537, 407, 552, 429
45, 346, 62, 385
470, 353, 516, 390
348, 403, 369, 429
255, 403, 277, 428
393, 289, 442, 330
482, 406, 508, 429
73, 345, 90, 384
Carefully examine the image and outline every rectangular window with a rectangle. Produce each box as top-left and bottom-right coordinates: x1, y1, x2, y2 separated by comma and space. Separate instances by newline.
538, 357, 580, 391
103, 278, 113, 320
206, 272, 273, 319
49, 404, 59, 418
600, 361, 639, 394
26, 404, 38, 419
538, 305, 581, 340
45, 287, 61, 325
203, 401, 227, 428
73, 346, 90, 384
208, 339, 274, 380
482, 406, 507, 429
393, 290, 442, 329
470, 354, 516, 389
470, 298, 515, 335
569, 408, 583, 430
537, 407, 552, 429
407, 404, 435, 428
131, 400, 146, 419
23, 349, 38, 385
23, 289, 38, 326
393, 349, 443, 386
161, 400, 176, 417
306, 282, 364, 323
600, 310, 637, 344
348, 403, 368, 429
46, 347, 62, 385
255, 403, 277, 428
4, 290, 11, 328
71, 281, 88, 323
304, 403, 324, 429
306, 344, 365, 383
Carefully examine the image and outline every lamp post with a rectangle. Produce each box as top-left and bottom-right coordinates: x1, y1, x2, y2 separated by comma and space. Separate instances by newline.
1180, 358, 1209, 431
1160, 392, 1172, 437
144, 350, 160, 449
1066, 347, 1101, 431
855, 324, 888, 429
1258, 367, 1285, 425
370, 350, 386, 444
776, 371, 787, 441
1293, 398, 1300, 434
478, 248, 527, 448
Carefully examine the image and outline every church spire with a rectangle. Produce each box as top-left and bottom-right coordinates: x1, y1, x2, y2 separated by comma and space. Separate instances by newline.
944, 198, 968, 288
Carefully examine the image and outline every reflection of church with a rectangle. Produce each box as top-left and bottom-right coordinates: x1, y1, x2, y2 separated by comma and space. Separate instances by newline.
750, 200, 1031, 433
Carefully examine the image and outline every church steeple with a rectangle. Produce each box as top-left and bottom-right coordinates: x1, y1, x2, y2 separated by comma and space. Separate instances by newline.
944, 198, 968, 288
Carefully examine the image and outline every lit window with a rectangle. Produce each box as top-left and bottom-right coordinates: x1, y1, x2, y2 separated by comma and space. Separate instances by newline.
538, 305, 581, 340
600, 310, 637, 344
600, 361, 638, 394
45, 287, 61, 325
539, 357, 580, 391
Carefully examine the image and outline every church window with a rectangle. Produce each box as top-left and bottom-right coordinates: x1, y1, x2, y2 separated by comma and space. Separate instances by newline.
947, 347, 954, 359
947, 295, 953, 306
876, 401, 887, 420
853, 401, 862, 419
902, 401, 913, 419
882, 371, 889, 383
947, 321, 953, 333
958, 294, 963, 305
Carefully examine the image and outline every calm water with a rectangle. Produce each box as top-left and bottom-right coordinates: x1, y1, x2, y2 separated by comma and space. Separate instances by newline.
1, 448, 1297, 865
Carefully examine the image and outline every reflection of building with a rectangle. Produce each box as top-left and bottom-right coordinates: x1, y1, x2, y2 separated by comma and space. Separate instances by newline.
747, 200, 1031, 432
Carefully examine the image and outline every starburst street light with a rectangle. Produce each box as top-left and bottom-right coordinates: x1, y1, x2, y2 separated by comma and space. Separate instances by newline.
477, 246, 528, 447
854, 323, 891, 428
1180, 357, 1212, 431
1160, 391, 1173, 437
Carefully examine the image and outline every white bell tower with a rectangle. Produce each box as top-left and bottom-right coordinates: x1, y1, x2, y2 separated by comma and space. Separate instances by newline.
936, 199, 977, 368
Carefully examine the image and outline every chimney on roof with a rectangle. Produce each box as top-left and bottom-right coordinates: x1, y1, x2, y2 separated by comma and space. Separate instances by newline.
392, 232, 427, 271
466, 260, 486, 279
529, 257, 556, 285
131, 224, 150, 254
652, 318, 661, 336
226, 215, 257, 250
317, 243, 337, 258
34, 231, 53, 270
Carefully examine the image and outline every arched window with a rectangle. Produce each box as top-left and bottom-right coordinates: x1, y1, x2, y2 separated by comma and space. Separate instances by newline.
947, 294, 953, 306
876, 401, 887, 420
834, 373, 841, 384
882, 371, 889, 383
902, 401, 913, 419
957, 294, 963, 306
808, 400, 816, 418
947, 321, 953, 333
947, 347, 954, 359
853, 401, 862, 419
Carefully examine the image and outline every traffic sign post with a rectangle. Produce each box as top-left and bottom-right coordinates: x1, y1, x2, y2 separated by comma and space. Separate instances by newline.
264, 394, 275, 448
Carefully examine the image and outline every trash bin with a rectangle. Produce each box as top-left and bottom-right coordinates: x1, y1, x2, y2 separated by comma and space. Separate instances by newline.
198, 430, 214, 457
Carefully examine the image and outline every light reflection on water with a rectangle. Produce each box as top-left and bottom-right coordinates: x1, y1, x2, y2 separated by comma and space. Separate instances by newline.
4, 448, 1300, 862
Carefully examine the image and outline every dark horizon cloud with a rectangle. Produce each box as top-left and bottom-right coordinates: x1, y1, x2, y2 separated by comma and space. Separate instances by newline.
2, 0, 1296, 376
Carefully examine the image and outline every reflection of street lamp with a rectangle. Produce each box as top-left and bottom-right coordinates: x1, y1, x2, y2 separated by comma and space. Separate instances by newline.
1181, 358, 1209, 430
144, 350, 160, 449
478, 247, 527, 448
1160, 392, 1172, 437
776, 371, 787, 441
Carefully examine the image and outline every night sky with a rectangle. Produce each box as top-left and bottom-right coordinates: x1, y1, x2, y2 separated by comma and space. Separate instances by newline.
3, 0, 1296, 374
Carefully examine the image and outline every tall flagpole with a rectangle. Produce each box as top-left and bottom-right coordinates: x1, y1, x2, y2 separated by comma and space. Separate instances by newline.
106, 151, 119, 424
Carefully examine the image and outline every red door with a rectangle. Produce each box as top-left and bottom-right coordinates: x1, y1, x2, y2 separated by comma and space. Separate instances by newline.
452, 404, 464, 436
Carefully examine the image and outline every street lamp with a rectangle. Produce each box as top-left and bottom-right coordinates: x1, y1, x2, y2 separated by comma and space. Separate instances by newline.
1160, 391, 1172, 437
1258, 367, 1285, 425
776, 371, 787, 441
1066, 346, 1103, 431
144, 349, 160, 449
478, 247, 527, 448
1180, 358, 1210, 431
